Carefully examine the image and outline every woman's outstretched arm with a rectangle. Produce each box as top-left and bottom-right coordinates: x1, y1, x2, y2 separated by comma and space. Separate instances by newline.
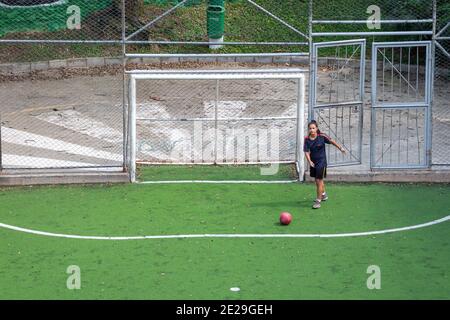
323, 134, 346, 153
330, 139, 346, 153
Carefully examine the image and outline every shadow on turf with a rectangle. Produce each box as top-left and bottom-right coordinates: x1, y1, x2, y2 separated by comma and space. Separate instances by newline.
254, 200, 313, 208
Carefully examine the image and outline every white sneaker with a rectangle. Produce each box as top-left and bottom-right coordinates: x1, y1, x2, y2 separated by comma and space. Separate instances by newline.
312, 199, 321, 209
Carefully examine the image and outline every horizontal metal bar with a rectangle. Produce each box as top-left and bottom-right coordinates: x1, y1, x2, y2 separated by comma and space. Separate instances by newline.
126, 41, 309, 46
126, 52, 309, 58
371, 165, 428, 170
137, 161, 295, 165
3, 36, 434, 46
372, 102, 429, 109
127, 68, 307, 74
373, 41, 432, 48
312, 19, 433, 24
327, 161, 361, 168
0, 39, 122, 44
436, 36, 450, 40
131, 73, 305, 80
314, 101, 363, 109
313, 39, 366, 49
0, 39, 308, 46
312, 31, 433, 37
136, 116, 296, 122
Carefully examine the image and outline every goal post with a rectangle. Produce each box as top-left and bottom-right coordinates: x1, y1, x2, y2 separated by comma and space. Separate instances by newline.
127, 69, 306, 183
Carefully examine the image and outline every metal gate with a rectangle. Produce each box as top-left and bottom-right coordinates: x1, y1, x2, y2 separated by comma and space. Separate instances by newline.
371, 41, 432, 169
310, 39, 366, 167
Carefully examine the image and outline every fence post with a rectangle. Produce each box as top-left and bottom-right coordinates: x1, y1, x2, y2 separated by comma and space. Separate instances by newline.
308, 0, 314, 122
0, 111, 2, 172
214, 79, 219, 164
129, 76, 137, 183
122, 0, 128, 172
296, 76, 305, 182
428, 0, 437, 168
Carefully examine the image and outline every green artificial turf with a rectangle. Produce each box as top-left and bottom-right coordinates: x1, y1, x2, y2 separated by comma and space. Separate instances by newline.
137, 164, 298, 181
0, 180, 449, 299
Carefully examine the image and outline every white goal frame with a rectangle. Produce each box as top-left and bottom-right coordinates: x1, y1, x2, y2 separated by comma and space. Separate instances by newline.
127, 69, 306, 183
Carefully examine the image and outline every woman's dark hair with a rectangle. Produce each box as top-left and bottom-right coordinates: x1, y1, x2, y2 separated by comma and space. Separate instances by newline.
307, 120, 321, 135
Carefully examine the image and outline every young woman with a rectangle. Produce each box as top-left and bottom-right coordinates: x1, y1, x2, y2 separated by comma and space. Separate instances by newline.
303, 120, 346, 209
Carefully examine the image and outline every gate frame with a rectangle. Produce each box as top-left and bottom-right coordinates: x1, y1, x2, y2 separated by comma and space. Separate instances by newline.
309, 39, 366, 167
370, 41, 433, 169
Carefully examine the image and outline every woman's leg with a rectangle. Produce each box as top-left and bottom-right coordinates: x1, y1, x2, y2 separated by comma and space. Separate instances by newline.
315, 178, 323, 200
319, 167, 327, 200
313, 178, 323, 209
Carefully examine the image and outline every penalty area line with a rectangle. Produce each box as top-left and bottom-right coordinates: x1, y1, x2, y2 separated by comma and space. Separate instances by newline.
0, 215, 449, 241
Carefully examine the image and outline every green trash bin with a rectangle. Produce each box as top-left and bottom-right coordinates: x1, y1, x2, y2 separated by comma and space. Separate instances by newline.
207, 5, 225, 39
209, 0, 225, 6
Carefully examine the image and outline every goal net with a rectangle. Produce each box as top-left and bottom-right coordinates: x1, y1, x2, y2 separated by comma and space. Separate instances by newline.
127, 69, 306, 183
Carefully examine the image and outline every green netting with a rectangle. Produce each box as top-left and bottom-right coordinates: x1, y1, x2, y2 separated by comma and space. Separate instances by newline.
143, 0, 237, 6
0, 0, 242, 37
0, 0, 112, 37
312, 0, 432, 20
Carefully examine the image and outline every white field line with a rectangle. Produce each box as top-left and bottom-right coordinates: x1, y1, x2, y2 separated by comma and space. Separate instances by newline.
0, 215, 448, 241
1, 127, 122, 162
2, 154, 97, 168
35, 109, 123, 144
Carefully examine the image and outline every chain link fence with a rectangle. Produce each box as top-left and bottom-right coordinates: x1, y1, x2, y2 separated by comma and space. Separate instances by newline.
134, 77, 301, 164
0, 65, 124, 169
0, 0, 125, 170
433, 0, 450, 166
0, 0, 448, 172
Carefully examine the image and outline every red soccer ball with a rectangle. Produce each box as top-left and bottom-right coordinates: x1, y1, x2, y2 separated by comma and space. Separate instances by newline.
279, 212, 292, 225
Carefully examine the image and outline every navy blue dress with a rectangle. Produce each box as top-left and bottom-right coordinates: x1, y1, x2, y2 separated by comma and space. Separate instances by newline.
303, 133, 332, 179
